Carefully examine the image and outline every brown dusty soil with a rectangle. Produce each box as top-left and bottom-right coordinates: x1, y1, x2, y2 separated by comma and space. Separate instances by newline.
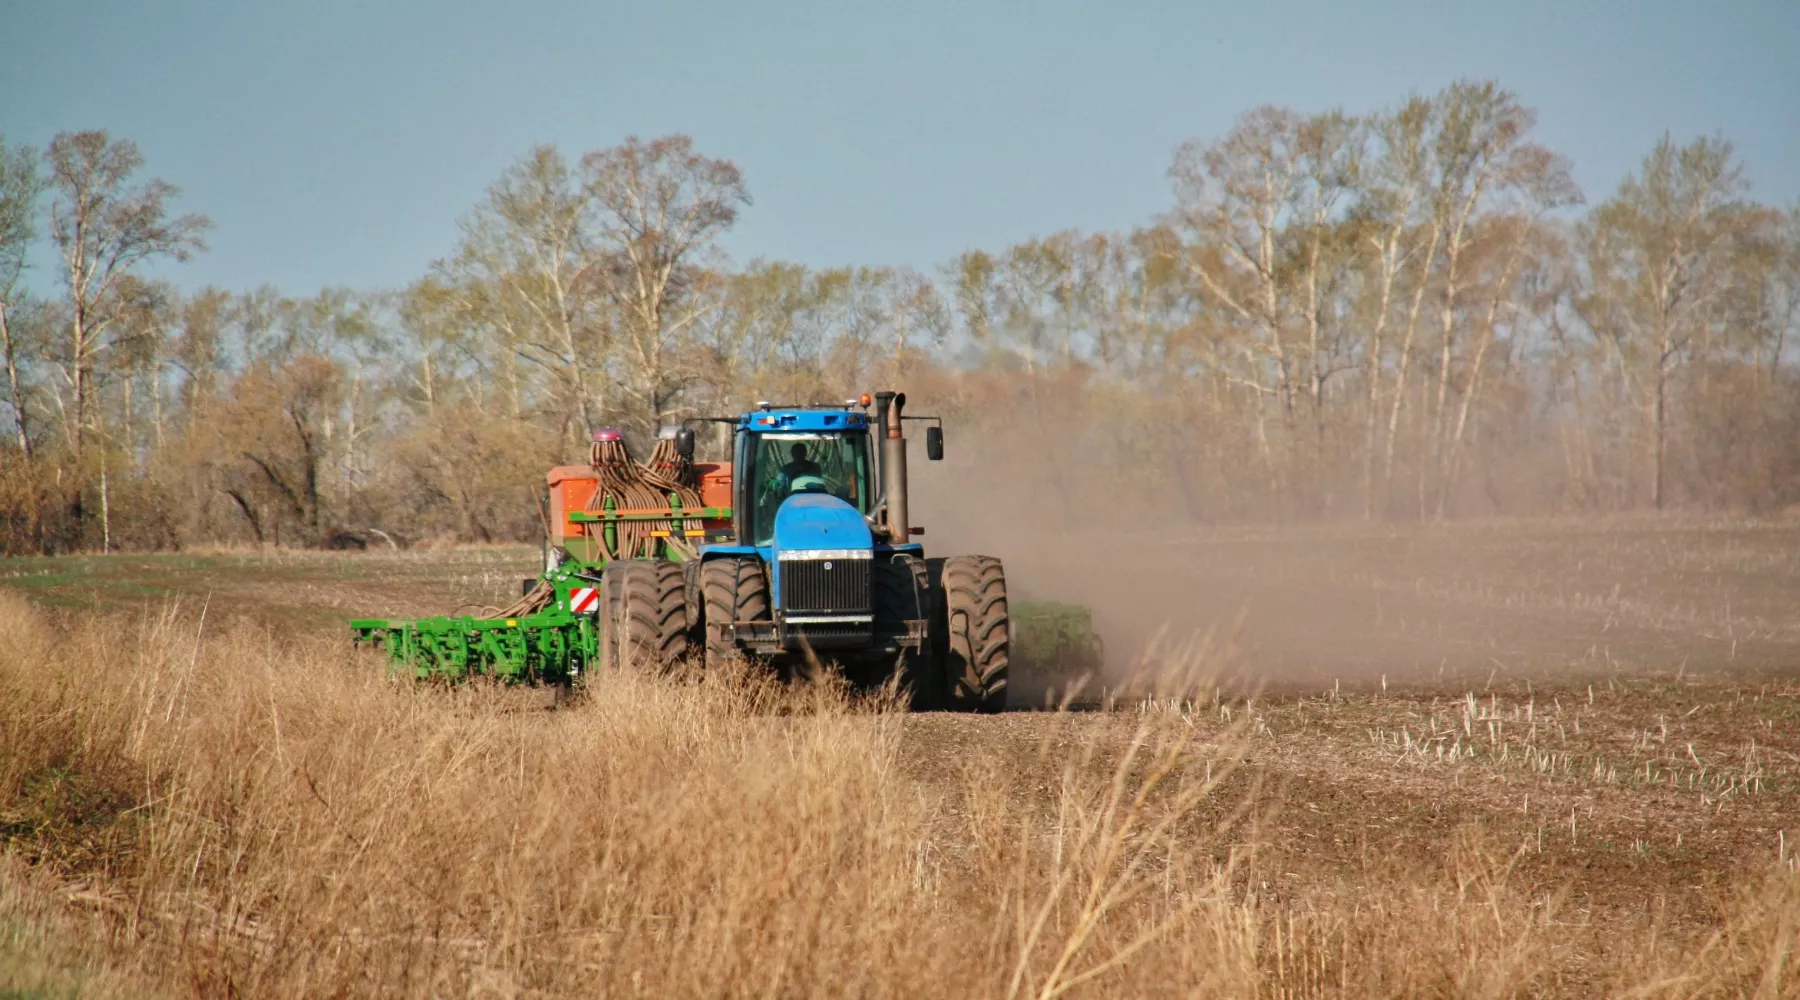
912, 516, 1800, 953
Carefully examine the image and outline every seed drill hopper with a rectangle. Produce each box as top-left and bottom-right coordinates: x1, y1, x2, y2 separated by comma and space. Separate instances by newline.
352, 391, 1037, 710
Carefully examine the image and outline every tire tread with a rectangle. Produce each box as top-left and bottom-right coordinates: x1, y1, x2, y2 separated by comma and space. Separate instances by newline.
606, 559, 690, 669
700, 557, 770, 668
941, 554, 1008, 712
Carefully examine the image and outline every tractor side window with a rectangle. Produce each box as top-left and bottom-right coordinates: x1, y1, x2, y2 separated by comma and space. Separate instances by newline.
746, 432, 871, 546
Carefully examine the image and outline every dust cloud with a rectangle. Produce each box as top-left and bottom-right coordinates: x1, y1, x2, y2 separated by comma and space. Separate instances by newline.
910, 420, 1800, 698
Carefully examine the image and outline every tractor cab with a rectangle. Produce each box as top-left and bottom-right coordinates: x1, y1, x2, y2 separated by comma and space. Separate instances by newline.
730, 408, 875, 547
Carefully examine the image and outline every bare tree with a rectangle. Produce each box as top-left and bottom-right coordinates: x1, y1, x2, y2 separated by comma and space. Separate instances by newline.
212, 354, 344, 545
1415, 83, 1543, 514
0, 135, 44, 458
45, 131, 208, 462
581, 135, 748, 434
1171, 107, 1306, 428
1432, 140, 1580, 517
1355, 96, 1432, 518
1580, 134, 1749, 509
1291, 110, 1363, 496
883, 267, 949, 382
396, 276, 477, 415
438, 146, 605, 440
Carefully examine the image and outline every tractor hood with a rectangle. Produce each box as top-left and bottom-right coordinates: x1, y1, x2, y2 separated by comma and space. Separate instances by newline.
770, 492, 873, 557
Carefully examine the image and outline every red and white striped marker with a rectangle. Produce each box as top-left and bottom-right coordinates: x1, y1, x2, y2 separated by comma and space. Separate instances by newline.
569, 586, 600, 614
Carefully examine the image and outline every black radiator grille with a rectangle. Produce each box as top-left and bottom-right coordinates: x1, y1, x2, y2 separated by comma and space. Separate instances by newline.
781, 558, 871, 614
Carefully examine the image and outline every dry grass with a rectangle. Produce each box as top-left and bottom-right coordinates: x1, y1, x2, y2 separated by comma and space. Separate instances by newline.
1, 574, 1798, 997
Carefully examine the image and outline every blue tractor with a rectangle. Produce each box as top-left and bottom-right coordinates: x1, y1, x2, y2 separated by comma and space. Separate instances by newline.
664, 391, 1007, 710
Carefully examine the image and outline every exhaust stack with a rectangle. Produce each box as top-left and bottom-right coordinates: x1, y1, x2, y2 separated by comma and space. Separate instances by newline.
874, 391, 908, 541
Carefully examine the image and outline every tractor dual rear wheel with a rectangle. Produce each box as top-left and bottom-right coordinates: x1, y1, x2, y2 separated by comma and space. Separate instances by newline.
700, 557, 771, 669
600, 559, 689, 673
937, 554, 1009, 713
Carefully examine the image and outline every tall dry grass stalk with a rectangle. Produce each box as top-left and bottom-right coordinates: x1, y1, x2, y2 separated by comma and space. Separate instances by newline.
2, 590, 1797, 997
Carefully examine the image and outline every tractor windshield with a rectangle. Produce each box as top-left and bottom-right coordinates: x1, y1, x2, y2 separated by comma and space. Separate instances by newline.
745, 432, 871, 546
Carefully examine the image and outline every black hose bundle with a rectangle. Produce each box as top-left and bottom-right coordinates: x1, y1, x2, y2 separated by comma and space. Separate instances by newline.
461, 432, 706, 620
585, 434, 705, 561
642, 436, 699, 494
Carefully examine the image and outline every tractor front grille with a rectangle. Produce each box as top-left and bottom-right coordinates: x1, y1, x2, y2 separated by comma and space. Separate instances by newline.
779, 554, 871, 615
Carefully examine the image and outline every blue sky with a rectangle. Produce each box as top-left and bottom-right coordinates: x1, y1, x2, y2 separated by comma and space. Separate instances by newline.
2, 0, 1795, 295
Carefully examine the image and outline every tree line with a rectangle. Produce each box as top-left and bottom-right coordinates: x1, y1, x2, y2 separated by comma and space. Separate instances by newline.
2, 80, 1797, 555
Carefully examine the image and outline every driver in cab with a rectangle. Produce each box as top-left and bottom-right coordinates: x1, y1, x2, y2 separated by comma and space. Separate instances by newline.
776, 442, 821, 493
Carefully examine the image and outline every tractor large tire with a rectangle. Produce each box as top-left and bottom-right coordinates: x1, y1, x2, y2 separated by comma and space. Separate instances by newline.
940, 555, 1009, 713
874, 554, 935, 707
700, 557, 770, 669
602, 559, 690, 671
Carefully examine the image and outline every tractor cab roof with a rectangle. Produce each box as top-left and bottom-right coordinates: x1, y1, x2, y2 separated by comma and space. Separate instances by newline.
738, 407, 871, 434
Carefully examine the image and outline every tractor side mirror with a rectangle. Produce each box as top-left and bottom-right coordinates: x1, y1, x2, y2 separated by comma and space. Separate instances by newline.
674, 426, 696, 460
925, 426, 943, 461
